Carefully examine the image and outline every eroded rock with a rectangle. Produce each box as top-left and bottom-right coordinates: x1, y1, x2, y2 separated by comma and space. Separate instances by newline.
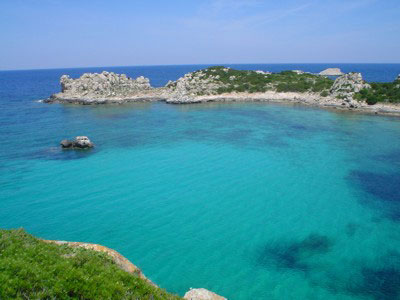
47, 71, 159, 103
330, 73, 370, 99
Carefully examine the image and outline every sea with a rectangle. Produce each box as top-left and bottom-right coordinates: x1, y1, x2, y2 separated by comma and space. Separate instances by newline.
1, 64, 400, 300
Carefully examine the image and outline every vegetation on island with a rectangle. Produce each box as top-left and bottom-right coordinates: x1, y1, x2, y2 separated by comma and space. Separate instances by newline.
0, 229, 181, 300
191, 66, 334, 95
355, 79, 400, 105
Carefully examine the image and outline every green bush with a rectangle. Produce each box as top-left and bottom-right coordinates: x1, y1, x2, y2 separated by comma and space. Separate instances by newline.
366, 96, 378, 105
355, 81, 400, 104
193, 67, 334, 95
0, 229, 181, 300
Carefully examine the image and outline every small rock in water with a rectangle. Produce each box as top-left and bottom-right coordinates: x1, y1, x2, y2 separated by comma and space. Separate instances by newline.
184, 288, 226, 300
60, 136, 94, 149
319, 68, 344, 76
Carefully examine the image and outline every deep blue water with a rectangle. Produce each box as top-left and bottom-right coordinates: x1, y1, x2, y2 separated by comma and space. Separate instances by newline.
1, 64, 400, 300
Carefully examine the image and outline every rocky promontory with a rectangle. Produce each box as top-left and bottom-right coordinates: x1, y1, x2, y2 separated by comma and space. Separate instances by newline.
47, 71, 166, 104
45, 239, 226, 299
44, 67, 400, 116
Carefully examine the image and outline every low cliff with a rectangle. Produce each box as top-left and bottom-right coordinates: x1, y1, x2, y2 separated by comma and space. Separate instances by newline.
0, 229, 226, 300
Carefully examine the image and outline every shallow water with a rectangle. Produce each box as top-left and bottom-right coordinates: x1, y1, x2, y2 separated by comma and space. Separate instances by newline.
1, 65, 400, 299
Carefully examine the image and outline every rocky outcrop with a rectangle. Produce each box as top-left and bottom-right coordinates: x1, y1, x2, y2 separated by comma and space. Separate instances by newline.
46, 240, 226, 299
184, 288, 227, 300
61, 136, 94, 149
330, 72, 370, 95
45, 240, 155, 285
329, 72, 371, 108
46, 71, 164, 104
319, 68, 344, 76
166, 69, 228, 103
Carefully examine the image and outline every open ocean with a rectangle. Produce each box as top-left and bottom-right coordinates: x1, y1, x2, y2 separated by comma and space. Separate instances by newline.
1, 64, 400, 299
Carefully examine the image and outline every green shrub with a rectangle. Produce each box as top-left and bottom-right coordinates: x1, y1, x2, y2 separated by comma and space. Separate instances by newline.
320, 91, 329, 97
355, 81, 400, 104
366, 96, 378, 105
194, 67, 335, 95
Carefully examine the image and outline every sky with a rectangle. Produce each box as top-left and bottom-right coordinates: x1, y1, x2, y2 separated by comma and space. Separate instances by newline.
0, 0, 399, 70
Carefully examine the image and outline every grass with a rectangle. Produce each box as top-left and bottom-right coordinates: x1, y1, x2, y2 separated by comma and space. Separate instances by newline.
189, 66, 334, 95
354, 79, 400, 105
0, 229, 182, 300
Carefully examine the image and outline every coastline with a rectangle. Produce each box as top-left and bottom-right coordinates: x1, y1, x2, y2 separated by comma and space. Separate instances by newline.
43, 239, 226, 300
43, 67, 400, 117
44, 91, 400, 117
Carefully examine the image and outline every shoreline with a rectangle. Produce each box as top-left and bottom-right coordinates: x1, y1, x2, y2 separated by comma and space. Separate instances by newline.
43, 67, 400, 117
44, 239, 226, 300
43, 91, 400, 117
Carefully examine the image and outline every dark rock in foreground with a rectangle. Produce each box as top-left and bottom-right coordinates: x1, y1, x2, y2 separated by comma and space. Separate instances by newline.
61, 136, 94, 149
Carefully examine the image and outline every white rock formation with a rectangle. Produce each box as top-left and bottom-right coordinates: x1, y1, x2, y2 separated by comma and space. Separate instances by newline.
329, 72, 371, 108
320, 68, 344, 76
255, 70, 271, 75
48, 71, 159, 103
184, 288, 227, 300
330, 73, 370, 97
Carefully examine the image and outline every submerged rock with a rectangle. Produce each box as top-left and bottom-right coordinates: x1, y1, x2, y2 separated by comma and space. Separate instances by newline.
61, 136, 94, 149
184, 288, 227, 300
319, 68, 344, 76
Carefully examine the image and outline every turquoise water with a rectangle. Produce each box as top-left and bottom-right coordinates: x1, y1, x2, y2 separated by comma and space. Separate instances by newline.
1, 65, 400, 299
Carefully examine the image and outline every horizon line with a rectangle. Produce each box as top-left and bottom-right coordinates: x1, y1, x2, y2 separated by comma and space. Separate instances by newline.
1, 62, 400, 72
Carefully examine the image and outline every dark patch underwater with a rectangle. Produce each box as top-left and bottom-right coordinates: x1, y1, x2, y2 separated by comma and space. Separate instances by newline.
256, 233, 333, 272
348, 170, 400, 221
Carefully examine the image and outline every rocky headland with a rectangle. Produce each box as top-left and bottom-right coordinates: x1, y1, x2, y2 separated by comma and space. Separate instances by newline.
44, 67, 400, 116
45, 239, 226, 300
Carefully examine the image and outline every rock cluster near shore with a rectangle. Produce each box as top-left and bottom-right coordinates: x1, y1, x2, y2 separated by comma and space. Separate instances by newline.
61, 71, 151, 96
48, 71, 162, 103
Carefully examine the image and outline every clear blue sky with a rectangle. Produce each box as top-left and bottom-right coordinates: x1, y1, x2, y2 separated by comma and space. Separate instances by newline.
1, 0, 399, 70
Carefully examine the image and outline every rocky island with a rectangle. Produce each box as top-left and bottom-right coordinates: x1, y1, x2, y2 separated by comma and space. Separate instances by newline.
44, 67, 400, 116
319, 68, 344, 76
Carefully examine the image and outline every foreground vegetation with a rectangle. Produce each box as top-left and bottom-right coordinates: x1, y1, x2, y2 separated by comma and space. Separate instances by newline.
193, 66, 334, 95
355, 78, 400, 105
0, 229, 181, 300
